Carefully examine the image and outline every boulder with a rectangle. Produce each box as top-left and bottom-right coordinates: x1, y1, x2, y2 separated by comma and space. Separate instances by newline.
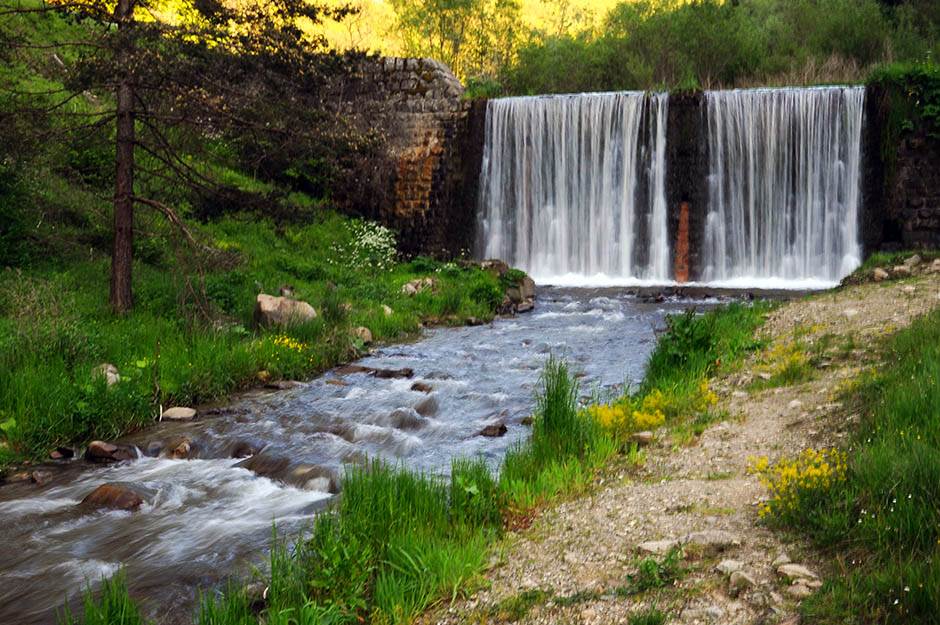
786, 583, 813, 600
353, 326, 373, 345
414, 395, 438, 417
372, 367, 414, 379
93, 363, 120, 386
872, 267, 890, 282
80, 483, 144, 511
903, 254, 922, 269
388, 408, 426, 430
50, 447, 75, 460
235, 453, 290, 479
892, 265, 912, 278
230, 440, 259, 458
520, 275, 536, 300
162, 406, 197, 421
410, 382, 433, 393
516, 300, 535, 313
771, 553, 791, 568
479, 422, 508, 437
288, 464, 339, 494
254, 293, 317, 328
264, 380, 303, 390
630, 431, 654, 446
85, 440, 137, 463
716, 559, 744, 575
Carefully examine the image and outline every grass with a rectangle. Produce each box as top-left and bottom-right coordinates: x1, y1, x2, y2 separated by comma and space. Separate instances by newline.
0, 213, 509, 469
57, 304, 773, 625
754, 308, 940, 624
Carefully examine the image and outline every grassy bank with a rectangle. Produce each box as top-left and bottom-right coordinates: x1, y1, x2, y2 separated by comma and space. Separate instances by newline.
64, 301, 772, 625
0, 213, 507, 470
753, 308, 940, 624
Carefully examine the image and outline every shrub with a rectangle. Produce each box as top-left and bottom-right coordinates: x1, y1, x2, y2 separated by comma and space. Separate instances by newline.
748, 448, 848, 523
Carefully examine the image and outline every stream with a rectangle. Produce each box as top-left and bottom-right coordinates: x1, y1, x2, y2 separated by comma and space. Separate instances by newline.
0, 288, 719, 625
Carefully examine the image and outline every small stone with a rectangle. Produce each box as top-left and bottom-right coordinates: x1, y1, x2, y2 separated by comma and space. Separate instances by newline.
716, 559, 744, 575
85, 440, 136, 463
892, 265, 912, 277
479, 422, 507, 437
842, 308, 859, 318
353, 326, 373, 344
872, 267, 890, 281
401, 277, 434, 296
777, 563, 818, 581
414, 395, 439, 417
771, 553, 791, 568
516, 299, 535, 313
637, 539, 679, 555
630, 431, 654, 446
520, 416, 533, 426
729, 571, 756, 596
580, 607, 596, 620
162, 407, 197, 421
732, 390, 748, 399
786, 583, 813, 599
902, 285, 916, 295
30, 470, 53, 486
904, 254, 922, 268
166, 437, 193, 460
757, 372, 772, 380
325, 378, 348, 387
254, 293, 316, 327
788, 399, 803, 410
256, 370, 271, 383
382, 304, 393, 317
410, 382, 433, 393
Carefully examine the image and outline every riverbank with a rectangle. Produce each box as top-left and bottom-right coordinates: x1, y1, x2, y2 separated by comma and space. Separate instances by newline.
425, 259, 940, 624
0, 214, 528, 473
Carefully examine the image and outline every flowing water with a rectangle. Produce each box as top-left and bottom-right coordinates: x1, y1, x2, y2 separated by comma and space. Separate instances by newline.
0, 289, 704, 625
703, 86, 865, 286
476, 87, 865, 289
477, 92, 670, 284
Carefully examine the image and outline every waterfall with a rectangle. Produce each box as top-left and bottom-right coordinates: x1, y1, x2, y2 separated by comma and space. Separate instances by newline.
703, 87, 865, 286
477, 92, 670, 284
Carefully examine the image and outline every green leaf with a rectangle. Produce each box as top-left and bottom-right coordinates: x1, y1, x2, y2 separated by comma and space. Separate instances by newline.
0, 417, 16, 435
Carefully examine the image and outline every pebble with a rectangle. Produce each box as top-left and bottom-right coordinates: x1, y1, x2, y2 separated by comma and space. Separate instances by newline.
728, 570, 756, 595
786, 583, 814, 599
771, 553, 791, 567
788, 399, 802, 410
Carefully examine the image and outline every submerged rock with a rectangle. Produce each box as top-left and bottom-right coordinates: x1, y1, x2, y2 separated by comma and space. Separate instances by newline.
479, 421, 508, 437
410, 382, 433, 393
85, 440, 137, 463
81, 483, 144, 511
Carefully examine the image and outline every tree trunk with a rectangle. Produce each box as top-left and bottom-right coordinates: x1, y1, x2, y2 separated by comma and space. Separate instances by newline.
110, 0, 135, 314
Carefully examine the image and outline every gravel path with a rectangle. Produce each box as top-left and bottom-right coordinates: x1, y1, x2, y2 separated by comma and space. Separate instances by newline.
426, 267, 940, 625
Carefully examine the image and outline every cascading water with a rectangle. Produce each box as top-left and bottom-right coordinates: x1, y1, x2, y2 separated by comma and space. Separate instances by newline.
477, 92, 670, 285
703, 86, 865, 286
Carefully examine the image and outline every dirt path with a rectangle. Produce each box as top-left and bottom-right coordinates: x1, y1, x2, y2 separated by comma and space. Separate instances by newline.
428, 270, 940, 625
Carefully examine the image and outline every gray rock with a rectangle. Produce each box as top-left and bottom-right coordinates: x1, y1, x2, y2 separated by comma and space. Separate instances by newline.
414, 395, 438, 417
771, 553, 791, 568
93, 363, 120, 386
785, 583, 813, 599
254, 293, 317, 327
401, 277, 434, 296
682, 530, 742, 555
904, 254, 922, 268
637, 539, 679, 555
729, 570, 756, 596
353, 326, 373, 344
777, 563, 818, 581
716, 559, 744, 575
162, 406, 197, 421
85, 440, 137, 463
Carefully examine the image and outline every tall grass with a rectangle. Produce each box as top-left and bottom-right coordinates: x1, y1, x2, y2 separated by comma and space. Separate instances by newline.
761, 308, 940, 623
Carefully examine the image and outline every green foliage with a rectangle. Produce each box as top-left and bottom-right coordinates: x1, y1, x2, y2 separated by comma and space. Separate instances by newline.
502, 0, 939, 95
627, 607, 667, 625
59, 572, 144, 625
643, 303, 769, 397
488, 589, 551, 621
766, 309, 940, 623
621, 547, 685, 595
869, 62, 940, 138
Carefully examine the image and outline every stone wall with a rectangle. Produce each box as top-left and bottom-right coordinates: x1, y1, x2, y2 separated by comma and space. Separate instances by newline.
334, 57, 477, 257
